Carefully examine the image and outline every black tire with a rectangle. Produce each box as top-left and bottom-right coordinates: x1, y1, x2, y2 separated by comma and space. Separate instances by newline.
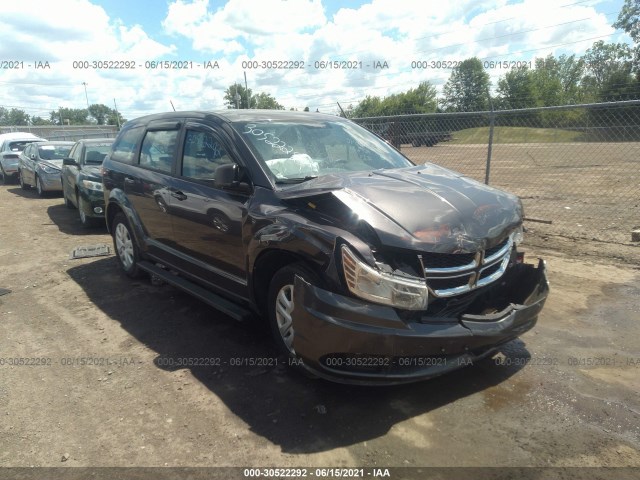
35, 175, 45, 197
0, 167, 6, 185
19, 170, 29, 190
112, 212, 143, 278
62, 184, 75, 209
267, 263, 322, 359
78, 195, 96, 227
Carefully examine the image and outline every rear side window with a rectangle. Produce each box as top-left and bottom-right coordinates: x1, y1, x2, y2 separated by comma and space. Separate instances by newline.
139, 130, 179, 174
110, 126, 143, 164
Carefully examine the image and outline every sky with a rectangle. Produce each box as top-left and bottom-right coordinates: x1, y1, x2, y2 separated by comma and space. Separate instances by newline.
0, 0, 633, 121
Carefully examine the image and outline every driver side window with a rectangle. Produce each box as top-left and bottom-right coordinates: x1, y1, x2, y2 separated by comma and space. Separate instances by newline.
181, 130, 233, 181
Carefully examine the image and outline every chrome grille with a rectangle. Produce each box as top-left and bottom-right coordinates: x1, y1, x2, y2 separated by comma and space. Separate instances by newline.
423, 236, 513, 298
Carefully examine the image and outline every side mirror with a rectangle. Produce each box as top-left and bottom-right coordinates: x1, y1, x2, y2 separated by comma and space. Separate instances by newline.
214, 163, 250, 192
63, 158, 78, 166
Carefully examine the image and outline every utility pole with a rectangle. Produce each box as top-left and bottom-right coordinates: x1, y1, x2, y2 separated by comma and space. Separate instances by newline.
244, 71, 249, 109
113, 98, 121, 129
82, 82, 89, 109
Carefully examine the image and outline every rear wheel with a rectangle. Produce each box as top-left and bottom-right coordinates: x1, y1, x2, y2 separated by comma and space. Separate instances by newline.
112, 212, 143, 278
267, 263, 322, 358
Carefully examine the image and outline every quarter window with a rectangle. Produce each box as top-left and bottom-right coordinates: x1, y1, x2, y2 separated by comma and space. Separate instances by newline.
111, 126, 143, 164
139, 130, 179, 173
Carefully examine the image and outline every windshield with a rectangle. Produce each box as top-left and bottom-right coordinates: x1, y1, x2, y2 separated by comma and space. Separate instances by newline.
84, 144, 112, 164
233, 119, 413, 182
38, 145, 72, 160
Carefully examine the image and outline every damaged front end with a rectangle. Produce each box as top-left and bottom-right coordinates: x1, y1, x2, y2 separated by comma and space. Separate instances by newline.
291, 252, 549, 385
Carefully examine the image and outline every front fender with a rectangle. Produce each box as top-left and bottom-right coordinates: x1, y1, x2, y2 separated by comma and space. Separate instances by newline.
106, 189, 147, 252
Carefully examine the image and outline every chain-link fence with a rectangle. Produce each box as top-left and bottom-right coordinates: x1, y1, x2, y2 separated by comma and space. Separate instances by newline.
0, 125, 119, 141
354, 100, 640, 245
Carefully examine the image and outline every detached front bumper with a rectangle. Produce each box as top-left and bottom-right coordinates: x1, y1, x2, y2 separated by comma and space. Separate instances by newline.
292, 260, 549, 385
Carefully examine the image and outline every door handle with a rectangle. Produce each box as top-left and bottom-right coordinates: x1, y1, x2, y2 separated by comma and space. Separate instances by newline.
124, 177, 135, 184
171, 191, 188, 201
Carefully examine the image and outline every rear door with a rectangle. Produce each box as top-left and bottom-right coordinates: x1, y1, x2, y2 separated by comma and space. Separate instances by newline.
124, 122, 182, 260
167, 122, 250, 298
62, 142, 82, 204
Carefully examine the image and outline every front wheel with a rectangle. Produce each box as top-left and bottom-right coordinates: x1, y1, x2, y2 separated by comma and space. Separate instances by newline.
267, 264, 322, 358
78, 195, 96, 227
19, 170, 29, 190
62, 184, 75, 209
112, 212, 143, 278
35, 175, 45, 197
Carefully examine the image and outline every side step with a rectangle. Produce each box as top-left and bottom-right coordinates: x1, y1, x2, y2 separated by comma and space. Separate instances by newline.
137, 261, 252, 322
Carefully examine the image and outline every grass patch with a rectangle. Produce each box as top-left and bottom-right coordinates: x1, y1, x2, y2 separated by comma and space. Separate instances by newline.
449, 126, 583, 144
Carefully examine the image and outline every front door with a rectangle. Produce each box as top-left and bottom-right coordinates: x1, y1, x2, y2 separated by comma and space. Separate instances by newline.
168, 125, 249, 298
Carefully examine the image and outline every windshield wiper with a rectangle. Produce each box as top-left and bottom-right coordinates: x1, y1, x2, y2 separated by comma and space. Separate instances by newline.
275, 176, 318, 184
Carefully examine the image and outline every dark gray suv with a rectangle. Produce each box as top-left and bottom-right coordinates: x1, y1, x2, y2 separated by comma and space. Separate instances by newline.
102, 110, 549, 384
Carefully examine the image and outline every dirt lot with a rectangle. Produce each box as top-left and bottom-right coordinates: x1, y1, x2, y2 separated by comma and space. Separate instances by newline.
403, 142, 640, 245
0, 182, 639, 479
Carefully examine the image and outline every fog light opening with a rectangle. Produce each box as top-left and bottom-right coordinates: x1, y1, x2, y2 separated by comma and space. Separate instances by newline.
93, 207, 103, 214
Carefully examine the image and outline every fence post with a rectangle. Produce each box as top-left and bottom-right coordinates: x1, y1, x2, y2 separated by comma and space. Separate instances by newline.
485, 107, 495, 185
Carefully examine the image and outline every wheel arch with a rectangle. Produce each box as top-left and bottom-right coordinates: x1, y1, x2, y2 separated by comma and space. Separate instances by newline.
251, 249, 322, 317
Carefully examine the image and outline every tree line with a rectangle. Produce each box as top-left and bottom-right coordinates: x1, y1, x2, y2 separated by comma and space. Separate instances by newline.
351, 0, 639, 117
0, 104, 125, 127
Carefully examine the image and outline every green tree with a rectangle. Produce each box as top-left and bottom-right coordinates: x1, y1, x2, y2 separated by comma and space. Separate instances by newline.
582, 41, 633, 94
442, 58, 490, 112
614, 0, 640, 75
380, 81, 438, 114
351, 95, 383, 117
223, 83, 284, 109
50, 108, 89, 125
30, 116, 52, 126
0, 108, 30, 126
555, 54, 586, 104
252, 92, 284, 109
88, 104, 111, 125
496, 66, 537, 109
224, 83, 252, 109
531, 55, 563, 106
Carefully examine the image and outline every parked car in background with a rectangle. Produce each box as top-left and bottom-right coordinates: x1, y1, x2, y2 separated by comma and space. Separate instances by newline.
61, 138, 114, 227
0, 132, 47, 184
102, 110, 549, 384
18, 141, 74, 196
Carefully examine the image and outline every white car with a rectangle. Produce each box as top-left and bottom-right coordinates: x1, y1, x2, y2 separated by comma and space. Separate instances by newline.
0, 132, 47, 184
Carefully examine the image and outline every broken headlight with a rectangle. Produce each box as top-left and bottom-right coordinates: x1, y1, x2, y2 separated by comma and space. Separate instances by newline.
341, 245, 428, 310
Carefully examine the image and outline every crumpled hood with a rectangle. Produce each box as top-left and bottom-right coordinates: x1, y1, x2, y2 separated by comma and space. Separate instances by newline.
280, 164, 523, 253
81, 165, 102, 181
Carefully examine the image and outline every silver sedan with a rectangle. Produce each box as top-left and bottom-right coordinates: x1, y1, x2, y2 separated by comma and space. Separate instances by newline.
18, 141, 74, 196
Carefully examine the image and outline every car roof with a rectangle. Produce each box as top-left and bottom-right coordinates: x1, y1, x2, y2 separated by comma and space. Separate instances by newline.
123, 109, 346, 128
33, 141, 75, 146
0, 132, 44, 140
78, 138, 115, 144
